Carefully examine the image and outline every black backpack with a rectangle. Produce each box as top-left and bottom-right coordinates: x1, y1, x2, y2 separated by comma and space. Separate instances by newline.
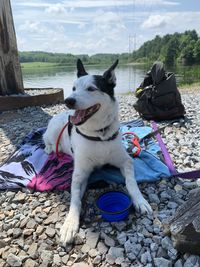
133, 62, 185, 121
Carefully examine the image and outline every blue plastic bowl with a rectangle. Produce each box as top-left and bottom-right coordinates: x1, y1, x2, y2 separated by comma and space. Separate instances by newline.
96, 191, 132, 222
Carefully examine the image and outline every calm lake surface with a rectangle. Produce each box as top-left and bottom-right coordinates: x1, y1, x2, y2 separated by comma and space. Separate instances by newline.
22, 64, 200, 98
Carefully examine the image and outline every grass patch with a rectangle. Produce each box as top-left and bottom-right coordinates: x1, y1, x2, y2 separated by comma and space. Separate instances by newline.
179, 82, 200, 89
21, 62, 60, 69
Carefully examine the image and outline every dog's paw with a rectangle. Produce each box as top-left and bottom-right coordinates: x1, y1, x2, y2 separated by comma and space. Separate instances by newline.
44, 145, 52, 154
60, 215, 79, 246
134, 197, 153, 215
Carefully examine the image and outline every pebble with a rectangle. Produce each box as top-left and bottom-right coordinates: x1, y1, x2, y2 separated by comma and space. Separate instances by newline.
45, 227, 56, 238
24, 259, 37, 267
0, 92, 200, 267
154, 257, 172, 267
184, 255, 200, 267
6, 253, 22, 267
86, 231, 99, 249
102, 233, 115, 247
97, 241, 108, 254
27, 243, 38, 259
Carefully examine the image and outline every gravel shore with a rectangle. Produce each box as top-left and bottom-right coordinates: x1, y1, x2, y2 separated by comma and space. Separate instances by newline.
0, 90, 200, 267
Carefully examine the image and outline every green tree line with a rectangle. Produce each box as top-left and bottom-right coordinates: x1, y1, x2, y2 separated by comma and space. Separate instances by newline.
19, 51, 129, 66
19, 30, 200, 66
132, 30, 200, 66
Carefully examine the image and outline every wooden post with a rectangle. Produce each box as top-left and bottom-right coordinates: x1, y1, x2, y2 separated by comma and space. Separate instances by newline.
0, 0, 24, 95
163, 187, 200, 255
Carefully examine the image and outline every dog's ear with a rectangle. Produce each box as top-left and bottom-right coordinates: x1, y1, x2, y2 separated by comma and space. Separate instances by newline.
103, 59, 118, 86
77, 59, 88, 78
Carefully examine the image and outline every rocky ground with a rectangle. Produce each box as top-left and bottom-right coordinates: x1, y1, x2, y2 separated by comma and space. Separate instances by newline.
0, 90, 200, 267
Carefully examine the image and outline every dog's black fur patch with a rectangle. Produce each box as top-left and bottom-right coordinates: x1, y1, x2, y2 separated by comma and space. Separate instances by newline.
94, 75, 116, 101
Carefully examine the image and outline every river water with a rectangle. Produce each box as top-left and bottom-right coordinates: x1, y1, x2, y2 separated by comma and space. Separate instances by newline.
22, 64, 200, 98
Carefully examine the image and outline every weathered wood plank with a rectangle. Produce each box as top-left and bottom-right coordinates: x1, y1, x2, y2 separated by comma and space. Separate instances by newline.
164, 187, 200, 254
0, 0, 24, 95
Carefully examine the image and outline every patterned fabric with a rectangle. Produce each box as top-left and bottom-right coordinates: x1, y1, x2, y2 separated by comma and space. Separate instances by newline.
0, 120, 170, 191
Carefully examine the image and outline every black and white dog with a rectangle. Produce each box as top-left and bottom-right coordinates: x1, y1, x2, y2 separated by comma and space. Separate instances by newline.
43, 59, 152, 245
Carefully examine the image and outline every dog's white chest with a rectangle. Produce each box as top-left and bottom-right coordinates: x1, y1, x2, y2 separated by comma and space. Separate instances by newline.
71, 133, 124, 168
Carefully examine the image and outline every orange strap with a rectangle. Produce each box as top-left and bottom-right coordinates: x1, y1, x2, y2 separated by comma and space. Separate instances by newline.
122, 132, 141, 157
56, 121, 69, 157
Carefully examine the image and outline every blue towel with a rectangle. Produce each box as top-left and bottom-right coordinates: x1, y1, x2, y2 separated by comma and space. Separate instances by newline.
89, 121, 171, 184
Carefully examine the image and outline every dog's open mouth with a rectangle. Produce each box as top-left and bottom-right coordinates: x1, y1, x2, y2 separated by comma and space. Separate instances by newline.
70, 103, 101, 125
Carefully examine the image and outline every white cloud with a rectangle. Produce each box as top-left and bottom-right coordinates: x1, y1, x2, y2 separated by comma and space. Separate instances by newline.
141, 14, 170, 29
45, 3, 67, 14
16, 0, 180, 9
11, 0, 200, 55
19, 21, 46, 34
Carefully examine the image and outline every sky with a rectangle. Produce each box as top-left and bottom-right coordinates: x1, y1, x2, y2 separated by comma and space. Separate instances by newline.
11, 0, 200, 55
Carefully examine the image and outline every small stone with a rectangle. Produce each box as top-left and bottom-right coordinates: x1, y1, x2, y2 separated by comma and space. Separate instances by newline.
26, 219, 37, 229
81, 244, 90, 253
174, 184, 183, 192
53, 254, 61, 266
141, 251, 152, 265
86, 231, 99, 249
161, 236, 173, 250
20, 217, 29, 228
103, 233, 115, 247
117, 232, 127, 245
0, 259, 6, 267
15, 239, 24, 249
93, 255, 101, 265
167, 202, 178, 209
113, 221, 127, 231
115, 257, 125, 265
7, 253, 22, 267
13, 228, 22, 238
97, 242, 108, 254
184, 255, 200, 267
124, 240, 141, 256
74, 233, 84, 245
148, 193, 160, 204
71, 263, 89, 267
0, 213, 5, 220
156, 246, 168, 258
154, 257, 172, 267
106, 254, 115, 265
13, 192, 26, 203
36, 225, 44, 235
150, 243, 158, 252
27, 243, 38, 259
174, 259, 183, 267
23, 229, 34, 236
62, 255, 69, 264
44, 200, 51, 207
44, 212, 59, 225
45, 227, 56, 238
24, 259, 37, 267
0, 240, 7, 249
108, 247, 124, 259
40, 250, 53, 263
168, 247, 178, 260
88, 248, 98, 258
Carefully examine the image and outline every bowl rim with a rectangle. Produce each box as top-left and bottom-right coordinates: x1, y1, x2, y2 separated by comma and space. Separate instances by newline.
95, 190, 132, 215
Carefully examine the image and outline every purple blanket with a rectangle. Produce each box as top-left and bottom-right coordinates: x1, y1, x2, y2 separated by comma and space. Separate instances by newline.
0, 120, 171, 191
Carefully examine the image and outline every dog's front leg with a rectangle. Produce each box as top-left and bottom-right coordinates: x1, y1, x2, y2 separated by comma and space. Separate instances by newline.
60, 168, 89, 245
119, 156, 152, 214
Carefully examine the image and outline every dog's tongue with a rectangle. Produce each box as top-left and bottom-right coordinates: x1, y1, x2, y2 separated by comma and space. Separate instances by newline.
69, 104, 100, 125
70, 109, 87, 125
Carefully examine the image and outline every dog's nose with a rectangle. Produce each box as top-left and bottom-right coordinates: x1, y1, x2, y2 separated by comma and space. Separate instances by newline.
65, 97, 76, 109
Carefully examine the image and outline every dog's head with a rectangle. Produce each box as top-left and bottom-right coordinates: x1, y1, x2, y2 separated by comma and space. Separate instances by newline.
65, 59, 118, 125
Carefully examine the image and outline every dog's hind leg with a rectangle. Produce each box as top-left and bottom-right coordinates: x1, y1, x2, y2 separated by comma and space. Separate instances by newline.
60, 168, 90, 245
117, 155, 152, 214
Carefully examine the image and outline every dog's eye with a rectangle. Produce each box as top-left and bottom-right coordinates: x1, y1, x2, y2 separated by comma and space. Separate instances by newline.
87, 87, 96, 92
72, 87, 76, 91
